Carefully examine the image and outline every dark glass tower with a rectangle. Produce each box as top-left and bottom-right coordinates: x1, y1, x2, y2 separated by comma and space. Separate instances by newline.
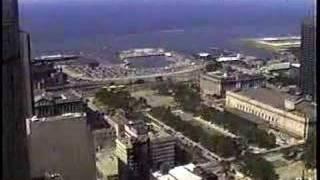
300, 17, 316, 101
2, 0, 33, 179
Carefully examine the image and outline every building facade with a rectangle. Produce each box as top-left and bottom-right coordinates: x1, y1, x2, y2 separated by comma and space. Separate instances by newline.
34, 90, 86, 117
2, 0, 33, 179
115, 120, 150, 180
300, 17, 316, 100
200, 71, 265, 97
149, 129, 176, 170
225, 88, 316, 139
27, 114, 97, 180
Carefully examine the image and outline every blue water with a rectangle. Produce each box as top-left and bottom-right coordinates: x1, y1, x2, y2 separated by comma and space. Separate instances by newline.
19, 0, 314, 60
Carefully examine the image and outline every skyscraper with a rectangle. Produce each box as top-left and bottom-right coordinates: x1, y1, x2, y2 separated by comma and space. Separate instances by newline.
2, 0, 33, 179
300, 17, 316, 101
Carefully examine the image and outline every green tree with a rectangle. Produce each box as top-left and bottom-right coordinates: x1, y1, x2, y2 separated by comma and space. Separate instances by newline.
240, 154, 278, 180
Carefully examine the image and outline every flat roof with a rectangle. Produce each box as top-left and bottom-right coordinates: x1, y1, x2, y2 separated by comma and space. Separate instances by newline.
169, 165, 202, 180
148, 128, 171, 140
153, 164, 202, 180
29, 113, 86, 123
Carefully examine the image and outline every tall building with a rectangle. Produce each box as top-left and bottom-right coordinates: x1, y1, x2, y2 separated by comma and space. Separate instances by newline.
149, 126, 176, 171
27, 113, 97, 180
115, 120, 151, 180
300, 17, 316, 100
2, 0, 33, 179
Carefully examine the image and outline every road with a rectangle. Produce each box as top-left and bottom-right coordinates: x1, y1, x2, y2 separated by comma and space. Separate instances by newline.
62, 64, 204, 82
144, 112, 235, 162
193, 117, 238, 139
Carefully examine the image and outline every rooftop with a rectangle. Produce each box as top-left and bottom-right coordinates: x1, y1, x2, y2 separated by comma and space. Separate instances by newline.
152, 163, 202, 180
148, 125, 172, 141
28, 113, 86, 123
34, 89, 82, 104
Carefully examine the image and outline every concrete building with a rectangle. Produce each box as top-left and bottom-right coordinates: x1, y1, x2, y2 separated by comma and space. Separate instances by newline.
34, 90, 86, 117
225, 87, 316, 139
200, 70, 265, 97
27, 113, 97, 180
115, 120, 150, 180
149, 125, 176, 170
108, 110, 176, 176
300, 17, 316, 100
2, 0, 33, 179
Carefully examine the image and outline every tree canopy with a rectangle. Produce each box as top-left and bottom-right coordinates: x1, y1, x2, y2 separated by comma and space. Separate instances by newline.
197, 106, 276, 149
150, 106, 240, 158
240, 154, 278, 180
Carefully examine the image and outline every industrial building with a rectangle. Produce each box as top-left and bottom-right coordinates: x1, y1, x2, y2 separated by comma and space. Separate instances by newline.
200, 70, 265, 97
225, 87, 316, 139
27, 113, 97, 180
33, 90, 86, 117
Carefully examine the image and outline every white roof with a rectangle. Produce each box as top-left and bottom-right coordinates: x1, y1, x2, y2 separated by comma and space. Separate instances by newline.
152, 163, 201, 180
198, 52, 210, 57
158, 174, 176, 180
169, 165, 202, 180
216, 53, 241, 62
184, 163, 196, 171
291, 63, 301, 68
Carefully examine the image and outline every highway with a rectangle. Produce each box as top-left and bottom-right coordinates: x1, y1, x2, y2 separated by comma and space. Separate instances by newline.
62, 64, 204, 82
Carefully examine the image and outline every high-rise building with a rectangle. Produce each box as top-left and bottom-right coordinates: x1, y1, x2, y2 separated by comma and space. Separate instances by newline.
27, 113, 97, 180
300, 17, 316, 101
2, 0, 33, 179
115, 120, 151, 180
149, 126, 176, 171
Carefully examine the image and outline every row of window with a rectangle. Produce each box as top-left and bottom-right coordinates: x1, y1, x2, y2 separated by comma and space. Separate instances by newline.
235, 103, 279, 124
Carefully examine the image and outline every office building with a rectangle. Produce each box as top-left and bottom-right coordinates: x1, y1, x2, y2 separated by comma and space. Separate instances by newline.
27, 113, 97, 180
115, 120, 150, 180
149, 125, 176, 171
300, 17, 316, 100
225, 87, 316, 139
2, 0, 33, 179
200, 70, 265, 97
